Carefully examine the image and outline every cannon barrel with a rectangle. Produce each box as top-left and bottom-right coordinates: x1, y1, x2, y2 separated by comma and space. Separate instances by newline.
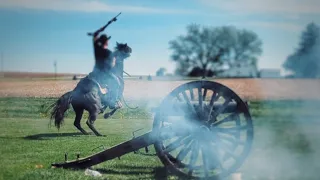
156, 101, 241, 117
207, 101, 239, 112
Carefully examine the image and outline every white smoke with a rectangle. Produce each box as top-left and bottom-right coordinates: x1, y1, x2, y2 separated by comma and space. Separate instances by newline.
124, 79, 320, 179
238, 100, 320, 180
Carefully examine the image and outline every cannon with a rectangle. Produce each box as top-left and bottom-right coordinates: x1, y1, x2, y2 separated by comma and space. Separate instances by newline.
52, 80, 254, 179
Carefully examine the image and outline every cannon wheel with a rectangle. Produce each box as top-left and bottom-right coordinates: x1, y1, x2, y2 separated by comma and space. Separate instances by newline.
153, 80, 253, 179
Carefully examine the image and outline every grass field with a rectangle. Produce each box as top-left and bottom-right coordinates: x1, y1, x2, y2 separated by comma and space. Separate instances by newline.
0, 98, 320, 180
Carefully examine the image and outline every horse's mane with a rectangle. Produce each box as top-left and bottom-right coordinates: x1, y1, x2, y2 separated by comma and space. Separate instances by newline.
114, 42, 127, 51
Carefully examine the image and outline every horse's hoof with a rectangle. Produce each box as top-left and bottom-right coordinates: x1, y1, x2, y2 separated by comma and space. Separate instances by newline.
104, 113, 111, 119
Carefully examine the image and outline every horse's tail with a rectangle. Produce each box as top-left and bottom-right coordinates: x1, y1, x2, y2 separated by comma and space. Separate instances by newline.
50, 91, 73, 129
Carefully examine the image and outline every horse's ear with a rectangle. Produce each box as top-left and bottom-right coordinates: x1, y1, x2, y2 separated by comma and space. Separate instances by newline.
116, 42, 119, 45
125, 43, 127, 46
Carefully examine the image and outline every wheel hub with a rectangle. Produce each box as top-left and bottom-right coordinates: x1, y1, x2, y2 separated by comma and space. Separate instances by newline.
185, 104, 217, 128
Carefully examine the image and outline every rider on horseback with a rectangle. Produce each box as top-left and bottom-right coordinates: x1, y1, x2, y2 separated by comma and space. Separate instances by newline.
88, 26, 122, 110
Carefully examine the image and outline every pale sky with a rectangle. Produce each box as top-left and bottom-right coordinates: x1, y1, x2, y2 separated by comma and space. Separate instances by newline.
0, 0, 319, 75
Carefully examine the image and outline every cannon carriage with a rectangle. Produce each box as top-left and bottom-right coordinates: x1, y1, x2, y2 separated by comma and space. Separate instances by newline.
52, 80, 254, 179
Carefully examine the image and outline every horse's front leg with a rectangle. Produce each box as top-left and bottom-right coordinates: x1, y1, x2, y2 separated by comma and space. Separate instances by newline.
104, 109, 117, 119
86, 112, 103, 136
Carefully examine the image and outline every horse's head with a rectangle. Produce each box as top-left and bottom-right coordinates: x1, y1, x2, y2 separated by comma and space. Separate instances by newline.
114, 42, 132, 61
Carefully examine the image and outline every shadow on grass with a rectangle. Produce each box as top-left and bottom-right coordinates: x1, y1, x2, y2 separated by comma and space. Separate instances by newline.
0, 136, 21, 140
24, 132, 91, 140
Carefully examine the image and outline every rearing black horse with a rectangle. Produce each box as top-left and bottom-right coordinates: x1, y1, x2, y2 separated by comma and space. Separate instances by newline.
50, 42, 132, 136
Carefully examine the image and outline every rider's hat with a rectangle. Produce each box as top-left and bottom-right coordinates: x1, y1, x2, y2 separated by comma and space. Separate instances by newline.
99, 34, 111, 44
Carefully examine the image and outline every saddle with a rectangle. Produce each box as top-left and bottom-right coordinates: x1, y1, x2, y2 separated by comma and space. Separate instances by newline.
88, 78, 108, 95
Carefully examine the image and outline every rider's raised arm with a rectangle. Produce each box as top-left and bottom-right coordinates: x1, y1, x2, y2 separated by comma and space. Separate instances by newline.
93, 28, 103, 42
92, 24, 108, 42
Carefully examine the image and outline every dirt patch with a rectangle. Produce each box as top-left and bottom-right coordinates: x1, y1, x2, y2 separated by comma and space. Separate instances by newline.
0, 78, 319, 100
1, 72, 86, 78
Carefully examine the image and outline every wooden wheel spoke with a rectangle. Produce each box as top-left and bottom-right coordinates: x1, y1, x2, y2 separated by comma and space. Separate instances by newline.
209, 92, 219, 107
164, 135, 192, 153
176, 94, 183, 102
208, 142, 225, 171
187, 141, 199, 175
201, 144, 210, 178
202, 88, 208, 101
215, 138, 235, 152
198, 87, 203, 109
200, 143, 219, 170
215, 125, 250, 134
213, 113, 239, 126
171, 102, 189, 117
176, 140, 194, 162
222, 147, 239, 161
208, 133, 235, 162
218, 134, 246, 146
215, 139, 239, 161
189, 88, 195, 101
181, 91, 197, 115
236, 114, 241, 126
210, 98, 232, 119
210, 136, 238, 162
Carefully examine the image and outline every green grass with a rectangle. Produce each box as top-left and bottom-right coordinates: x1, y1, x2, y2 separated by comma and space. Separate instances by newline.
0, 98, 320, 180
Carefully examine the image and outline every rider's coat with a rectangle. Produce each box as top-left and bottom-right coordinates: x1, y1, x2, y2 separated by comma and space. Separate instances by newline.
88, 40, 115, 86
93, 40, 114, 72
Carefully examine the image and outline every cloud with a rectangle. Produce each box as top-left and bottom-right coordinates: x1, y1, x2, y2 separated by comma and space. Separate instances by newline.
200, 0, 320, 15
244, 21, 303, 32
0, 0, 195, 14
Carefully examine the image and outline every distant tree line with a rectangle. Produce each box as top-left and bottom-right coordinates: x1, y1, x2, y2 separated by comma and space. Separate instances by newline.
283, 22, 320, 78
156, 67, 167, 76
165, 22, 320, 79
